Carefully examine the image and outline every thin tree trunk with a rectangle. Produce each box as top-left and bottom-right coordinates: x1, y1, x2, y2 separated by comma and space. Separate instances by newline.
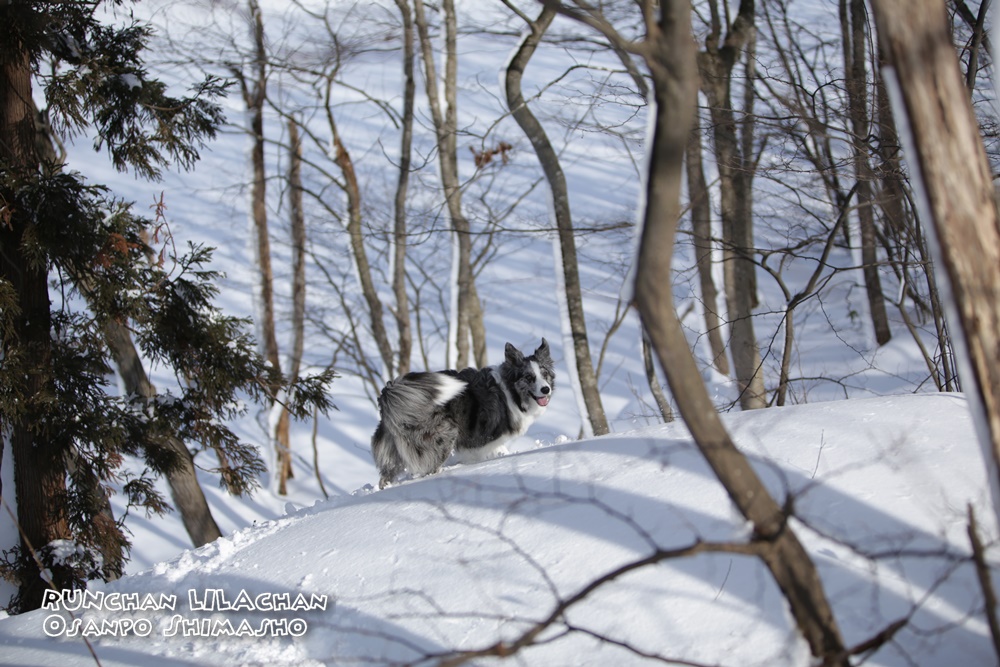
324, 81, 395, 377
244, 0, 281, 381
240, 0, 291, 492
698, 0, 766, 410
504, 5, 610, 436
392, 0, 415, 377
842, 0, 892, 346
874, 44, 957, 390
633, 4, 848, 660
686, 104, 730, 375
105, 317, 223, 546
288, 118, 306, 387
413, 0, 485, 369
641, 332, 674, 422
963, 0, 991, 94
870, 0, 1000, 522
274, 116, 308, 496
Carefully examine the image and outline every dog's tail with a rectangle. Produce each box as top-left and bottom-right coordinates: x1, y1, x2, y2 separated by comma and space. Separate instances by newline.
372, 372, 466, 488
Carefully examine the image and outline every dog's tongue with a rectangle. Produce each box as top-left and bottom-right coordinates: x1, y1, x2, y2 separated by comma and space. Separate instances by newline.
535, 395, 550, 407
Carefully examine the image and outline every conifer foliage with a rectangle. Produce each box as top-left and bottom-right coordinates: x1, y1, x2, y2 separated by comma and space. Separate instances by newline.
0, 0, 334, 613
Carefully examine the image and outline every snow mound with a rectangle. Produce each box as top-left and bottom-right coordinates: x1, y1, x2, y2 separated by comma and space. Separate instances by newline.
0, 393, 994, 666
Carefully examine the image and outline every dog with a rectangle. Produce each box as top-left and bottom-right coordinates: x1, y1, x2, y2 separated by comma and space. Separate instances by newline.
371, 339, 555, 489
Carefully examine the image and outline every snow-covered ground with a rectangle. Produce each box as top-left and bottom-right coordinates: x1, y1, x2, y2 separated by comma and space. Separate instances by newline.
0, 394, 994, 666
1, 0, 997, 665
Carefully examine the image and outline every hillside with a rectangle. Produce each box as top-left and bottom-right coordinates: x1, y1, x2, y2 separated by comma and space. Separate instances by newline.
0, 394, 994, 666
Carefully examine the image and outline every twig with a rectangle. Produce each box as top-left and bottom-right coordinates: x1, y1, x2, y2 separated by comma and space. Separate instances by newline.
967, 504, 1000, 660
427, 538, 766, 667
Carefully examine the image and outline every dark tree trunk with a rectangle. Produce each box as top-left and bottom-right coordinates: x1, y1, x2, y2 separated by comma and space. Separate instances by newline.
842, 0, 892, 346
0, 17, 73, 611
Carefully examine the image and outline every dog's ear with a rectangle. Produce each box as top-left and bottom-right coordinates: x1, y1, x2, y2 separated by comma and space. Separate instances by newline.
505, 342, 525, 364
534, 338, 551, 362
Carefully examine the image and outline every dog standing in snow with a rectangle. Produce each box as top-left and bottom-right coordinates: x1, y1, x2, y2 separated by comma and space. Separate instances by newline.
371, 339, 555, 489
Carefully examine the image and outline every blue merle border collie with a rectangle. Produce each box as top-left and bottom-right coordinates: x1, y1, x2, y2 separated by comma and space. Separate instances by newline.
371, 339, 555, 489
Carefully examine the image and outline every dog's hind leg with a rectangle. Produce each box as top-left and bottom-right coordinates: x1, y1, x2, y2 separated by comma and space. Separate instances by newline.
372, 423, 405, 489
398, 417, 458, 479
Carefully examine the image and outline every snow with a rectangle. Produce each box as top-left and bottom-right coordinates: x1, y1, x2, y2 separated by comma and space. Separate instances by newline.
0, 394, 993, 666
1, 0, 997, 665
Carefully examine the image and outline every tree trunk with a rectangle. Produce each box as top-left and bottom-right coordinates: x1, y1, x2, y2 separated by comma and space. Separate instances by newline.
698, 0, 766, 410
392, 0, 415, 377
241, 0, 291, 493
641, 332, 674, 422
870, 0, 1000, 520
685, 104, 730, 375
288, 118, 307, 386
106, 307, 224, 547
874, 43, 957, 390
413, 0, 485, 369
0, 22, 73, 611
31, 95, 223, 550
325, 88, 394, 377
634, 4, 848, 661
841, 0, 892, 346
504, 6, 610, 437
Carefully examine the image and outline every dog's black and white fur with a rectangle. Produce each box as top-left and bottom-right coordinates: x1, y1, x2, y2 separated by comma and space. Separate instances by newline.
371, 339, 555, 489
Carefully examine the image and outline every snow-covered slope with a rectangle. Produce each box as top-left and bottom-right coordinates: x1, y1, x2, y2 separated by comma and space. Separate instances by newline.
0, 393, 993, 666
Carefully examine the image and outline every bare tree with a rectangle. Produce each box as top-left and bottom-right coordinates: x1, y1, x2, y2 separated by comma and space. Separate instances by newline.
696, 0, 766, 409
392, 0, 416, 377
503, 3, 610, 436
685, 101, 730, 375
841, 0, 892, 346
231, 0, 293, 492
542, 0, 850, 661
413, 0, 487, 369
870, 0, 1000, 518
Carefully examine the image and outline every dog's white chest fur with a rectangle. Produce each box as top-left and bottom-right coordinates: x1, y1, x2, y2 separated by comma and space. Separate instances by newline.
453, 361, 550, 464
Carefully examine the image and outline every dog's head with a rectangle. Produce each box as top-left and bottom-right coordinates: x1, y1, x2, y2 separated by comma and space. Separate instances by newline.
503, 338, 555, 409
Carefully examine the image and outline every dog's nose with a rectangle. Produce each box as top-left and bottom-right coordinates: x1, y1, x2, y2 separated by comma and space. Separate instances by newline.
541, 386, 550, 395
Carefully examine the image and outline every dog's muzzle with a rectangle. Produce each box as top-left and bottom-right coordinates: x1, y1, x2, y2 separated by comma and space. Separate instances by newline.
534, 385, 551, 407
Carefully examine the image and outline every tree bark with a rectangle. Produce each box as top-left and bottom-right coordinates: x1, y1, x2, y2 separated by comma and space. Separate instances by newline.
841, 0, 892, 346
413, 0, 485, 369
240, 0, 291, 492
392, 0, 415, 377
105, 325, 223, 546
288, 118, 307, 386
244, 0, 281, 382
0, 14, 73, 611
631, 2, 848, 661
685, 104, 730, 375
698, 0, 766, 410
870, 0, 1000, 520
325, 82, 395, 377
504, 5, 609, 436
